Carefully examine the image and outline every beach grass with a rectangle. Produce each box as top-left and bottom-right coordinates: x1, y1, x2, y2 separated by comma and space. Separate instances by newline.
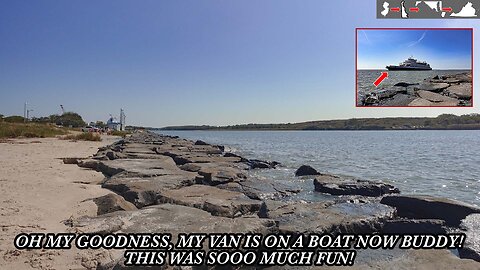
62, 132, 102, 141
110, 130, 131, 138
0, 122, 67, 138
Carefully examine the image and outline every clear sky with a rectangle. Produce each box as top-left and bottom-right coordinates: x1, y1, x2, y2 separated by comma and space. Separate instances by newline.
0, 0, 478, 127
358, 29, 472, 70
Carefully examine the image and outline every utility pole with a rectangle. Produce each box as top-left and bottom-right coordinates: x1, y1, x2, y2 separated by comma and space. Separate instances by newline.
24, 102, 27, 122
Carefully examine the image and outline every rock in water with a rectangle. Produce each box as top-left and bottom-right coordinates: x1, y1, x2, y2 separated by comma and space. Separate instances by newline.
194, 140, 209, 145
381, 195, 480, 226
92, 194, 137, 215
394, 82, 419, 87
313, 174, 399, 197
295, 165, 320, 176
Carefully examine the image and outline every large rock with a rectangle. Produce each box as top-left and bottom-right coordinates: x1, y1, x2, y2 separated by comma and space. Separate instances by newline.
217, 178, 301, 200
414, 82, 450, 92
197, 166, 247, 185
295, 165, 321, 176
382, 219, 446, 234
314, 174, 399, 197
408, 98, 434, 106
416, 90, 460, 104
262, 200, 395, 234
158, 185, 263, 217
91, 193, 137, 215
72, 204, 277, 269
459, 214, 480, 262
79, 158, 179, 177
447, 83, 472, 99
379, 94, 416, 106
102, 172, 198, 208
380, 195, 480, 226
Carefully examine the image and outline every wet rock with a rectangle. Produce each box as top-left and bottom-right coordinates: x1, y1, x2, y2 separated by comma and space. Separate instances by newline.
380, 195, 480, 226
295, 165, 321, 176
314, 174, 399, 197
247, 159, 280, 169
91, 193, 137, 215
459, 214, 480, 262
102, 172, 198, 208
414, 83, 450, 92
447, 83, 472, 99
382, 219, 446, 234
416, 90, 460, 105
72, 204, 277, 269
263, 200, 395, 234
158, 185, 263, 217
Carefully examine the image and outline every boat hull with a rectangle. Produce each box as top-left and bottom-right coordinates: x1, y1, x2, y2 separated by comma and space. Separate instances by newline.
386, 66, 432, 71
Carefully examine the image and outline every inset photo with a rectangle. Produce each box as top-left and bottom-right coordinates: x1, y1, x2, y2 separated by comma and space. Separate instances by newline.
356, 28, 473, 107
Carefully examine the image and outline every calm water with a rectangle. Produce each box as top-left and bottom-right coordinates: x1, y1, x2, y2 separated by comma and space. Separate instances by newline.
157, 130, 480, 205
357, 69, 471, 105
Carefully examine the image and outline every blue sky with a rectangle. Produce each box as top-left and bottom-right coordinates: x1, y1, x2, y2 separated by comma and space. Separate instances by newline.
358, 29, 472, 69
0, 0, 478, 127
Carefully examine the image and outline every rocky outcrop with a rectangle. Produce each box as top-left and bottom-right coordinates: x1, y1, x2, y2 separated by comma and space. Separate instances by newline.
261, 200, 395, 234
380, 195, 480, 226
382, 219, 446, 234
71, 203, 277, 269
361, 72, 472, 107
314, 174, 400, 197
91, 194, 137, 215
157, 185, 263, 217
295, 165, 321, 176
459, 214, 480, 262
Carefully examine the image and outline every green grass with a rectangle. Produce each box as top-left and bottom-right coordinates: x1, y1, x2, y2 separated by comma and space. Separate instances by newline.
110, 130, 131, 138
62, 132, 102, 141
0, 122, 67, 138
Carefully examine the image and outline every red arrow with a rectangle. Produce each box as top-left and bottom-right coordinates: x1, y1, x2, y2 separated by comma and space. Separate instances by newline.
373, 72, 388, 87
442, 7, 452, 12
409, 7, 420, 12
390, 7, 400, 12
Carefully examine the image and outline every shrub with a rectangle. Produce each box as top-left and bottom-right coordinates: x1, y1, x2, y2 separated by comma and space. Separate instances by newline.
62, 132, 102, 141
0, 122, 67, 138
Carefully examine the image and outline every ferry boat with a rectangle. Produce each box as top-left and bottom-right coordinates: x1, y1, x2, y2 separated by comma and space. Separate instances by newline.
386, 57, 432, 70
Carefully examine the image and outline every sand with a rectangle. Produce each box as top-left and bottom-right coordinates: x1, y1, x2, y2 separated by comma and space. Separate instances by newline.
0, 136, 118, 269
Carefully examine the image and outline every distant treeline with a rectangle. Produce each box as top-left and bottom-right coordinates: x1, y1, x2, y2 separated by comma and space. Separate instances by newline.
0, 112, 86, 128
158, 114, 480, 131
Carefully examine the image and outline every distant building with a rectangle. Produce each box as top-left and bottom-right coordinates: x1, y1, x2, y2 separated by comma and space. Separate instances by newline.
107, 117, 121, 131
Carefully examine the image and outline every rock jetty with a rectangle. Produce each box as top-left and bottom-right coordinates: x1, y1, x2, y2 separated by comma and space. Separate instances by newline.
68, 131, 480, 268
361, 72, 472, 106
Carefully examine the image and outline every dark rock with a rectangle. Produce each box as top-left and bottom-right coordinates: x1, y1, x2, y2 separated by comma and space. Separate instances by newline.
394, 82, 419, 87
295, 165, 321, 176
381, 195, 480, 226
91, 193, 137, 215
194, 140, 209, 145
459, 214, 480, 262
61, 157, 85, 164
157, 185, 263, 218
247, 159, 280, 169
382, 219, 446, 234
314, 174, 399, 197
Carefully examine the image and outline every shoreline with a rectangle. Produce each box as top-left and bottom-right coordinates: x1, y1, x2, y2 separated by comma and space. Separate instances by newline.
1, 132, 479, 268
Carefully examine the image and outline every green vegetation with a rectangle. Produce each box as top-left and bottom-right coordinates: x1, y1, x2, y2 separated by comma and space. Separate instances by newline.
160, 114, 480, 131
111, 130, 131, 138
3, 115, 26, 123
0, 122, 67, 138
62, 132, 102, 141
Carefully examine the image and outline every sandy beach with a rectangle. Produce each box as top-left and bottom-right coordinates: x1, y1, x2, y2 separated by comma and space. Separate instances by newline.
0, 136, 118, 269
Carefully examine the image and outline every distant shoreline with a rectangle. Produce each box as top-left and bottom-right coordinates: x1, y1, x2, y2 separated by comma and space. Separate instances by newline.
143, 114, 480, 131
